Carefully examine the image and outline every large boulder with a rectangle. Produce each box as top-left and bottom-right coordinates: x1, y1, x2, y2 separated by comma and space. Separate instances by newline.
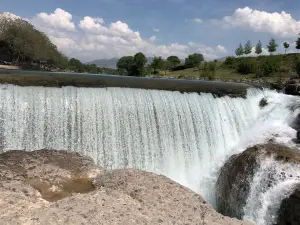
216, 144, 300, 224
277, 185, 300, 225
0, 149, 253, 225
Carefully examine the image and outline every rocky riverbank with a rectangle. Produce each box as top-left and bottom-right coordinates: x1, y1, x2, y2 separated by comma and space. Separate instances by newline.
0, 149, 253, 225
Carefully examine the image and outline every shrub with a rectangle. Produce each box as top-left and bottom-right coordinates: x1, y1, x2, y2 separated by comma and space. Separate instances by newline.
170, 64, 186, 71
257, 56, 280, 77
224, 56, 236, 68
236, 59, 256, 74
296, 61, 300, 76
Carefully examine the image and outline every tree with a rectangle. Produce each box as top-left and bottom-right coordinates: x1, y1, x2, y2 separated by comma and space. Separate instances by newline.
167, 56, 181, 68
69, 58, 84, 73
185, 53, 204, 68
255, 41, 262, 55
244, 40, 252, 55
151, 56, 164, 73
296, 35, 300, 51
283, 42, 290, 53
133, 52, 147, 76
235, 43, 244, 56
0, 14, 67, 67
163, 60, 172, 75
117, 56, 134, 75
267, 38, 278, 54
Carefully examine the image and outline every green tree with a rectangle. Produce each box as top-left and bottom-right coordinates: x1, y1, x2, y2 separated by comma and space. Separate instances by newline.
163, 60, 172, 75
151, 56, 164, 73
69, 58, 84, 73
167, 56, 181, 68
133, 52, 147, 76
283, 42, 290, 53
235, 43, 244, 56
117, 56, 134, 75
185, 53, 204, 68
244, 40, 252, 55
255, 41, 262, 55
296, 35, 300, 51
0, 14, 67, 68
267, 38, 278, 54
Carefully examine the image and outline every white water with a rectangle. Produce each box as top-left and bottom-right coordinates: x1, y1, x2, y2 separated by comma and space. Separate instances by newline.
0, 84, 299, 221
243, 156, 300, 225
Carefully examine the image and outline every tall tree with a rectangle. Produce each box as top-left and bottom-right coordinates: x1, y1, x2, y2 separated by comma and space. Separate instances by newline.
117, 56, 134, 75
244, 40, 252, 55
167, 56, 181, 68
151, 56, 164, 73
267, 38, 278, 54
255, 40, 262, 55
0, 14, 66, 67
235, 43, 244, 56
296, 34, 300, 51
133, 52, 147, 76
184, 53, 204, 68
283, 42, 290, 53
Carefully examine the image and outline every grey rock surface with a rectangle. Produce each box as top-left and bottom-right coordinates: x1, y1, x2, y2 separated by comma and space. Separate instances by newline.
0, 149, 253, 225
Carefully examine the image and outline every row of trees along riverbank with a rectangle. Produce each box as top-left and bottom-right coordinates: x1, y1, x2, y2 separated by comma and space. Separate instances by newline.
235, 37, 300, 56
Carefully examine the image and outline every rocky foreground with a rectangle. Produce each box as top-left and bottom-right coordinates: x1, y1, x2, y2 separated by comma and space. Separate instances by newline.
0, 149, 253, 225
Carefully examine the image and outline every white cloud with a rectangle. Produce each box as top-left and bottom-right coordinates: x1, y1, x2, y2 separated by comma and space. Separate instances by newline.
192, 18, 203, 24
8, 8, 227, 61
31, 8, 76, 31
153, 28, 160, 32
149, 36, 157, 42
222, 7, 300, 38
188, 42, 226, 59
216, 45, 227, 53
79, 16, 108, 34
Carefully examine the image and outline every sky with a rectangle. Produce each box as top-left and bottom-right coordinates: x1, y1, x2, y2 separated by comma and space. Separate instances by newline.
1, 0, 300, 62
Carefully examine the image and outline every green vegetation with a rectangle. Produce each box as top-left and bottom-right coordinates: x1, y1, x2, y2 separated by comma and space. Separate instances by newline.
2, 14, 300, 83
0, 15, 118, 74
283, 42, 290, 53
244, 41, 252, 55
235, 43, 244, 56
267, 38, 278, 54
255, 41, 262, 55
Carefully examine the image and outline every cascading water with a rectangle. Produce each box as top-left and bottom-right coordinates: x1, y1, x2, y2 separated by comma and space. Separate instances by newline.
243, 156, 300, 225
0, 84, 299, 223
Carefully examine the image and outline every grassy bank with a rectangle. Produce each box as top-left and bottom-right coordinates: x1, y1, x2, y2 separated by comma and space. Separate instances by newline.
158, 53, 300, 85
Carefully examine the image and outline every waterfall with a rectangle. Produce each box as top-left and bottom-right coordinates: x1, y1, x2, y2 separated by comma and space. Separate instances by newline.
0, 84, 298, 211
243, 156, 300, 225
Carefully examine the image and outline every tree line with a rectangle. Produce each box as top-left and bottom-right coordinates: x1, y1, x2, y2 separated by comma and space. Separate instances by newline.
235, 36, 300, 56
117, 52, 205, 76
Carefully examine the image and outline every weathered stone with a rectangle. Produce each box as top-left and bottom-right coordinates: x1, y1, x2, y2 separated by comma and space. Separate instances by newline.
0, 149, 253, 225
216, 144, 300, 221
259, 98, 268, 107
276, 185, 300, 225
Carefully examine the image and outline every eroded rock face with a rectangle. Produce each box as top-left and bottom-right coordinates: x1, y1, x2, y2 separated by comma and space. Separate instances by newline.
277, 185, 300, 225
0, 149, 253, 225
216, 144, 300, 224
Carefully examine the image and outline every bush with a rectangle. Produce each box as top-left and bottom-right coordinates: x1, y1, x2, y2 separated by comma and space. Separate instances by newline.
224, 57, 236, 68
256, 56, 280, 77
296, 61, 300, 76
236, 59, 256, 74
170, 64, 186, 71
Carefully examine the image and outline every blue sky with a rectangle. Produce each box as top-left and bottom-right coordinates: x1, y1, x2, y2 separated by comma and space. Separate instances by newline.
1, 0, 300, 61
